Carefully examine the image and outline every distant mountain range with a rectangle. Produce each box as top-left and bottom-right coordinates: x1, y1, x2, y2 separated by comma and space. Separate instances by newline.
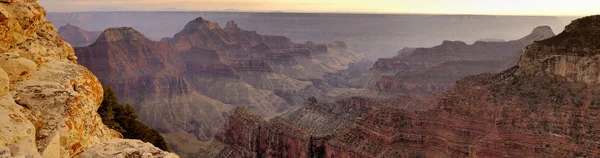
47, 12, 570, 59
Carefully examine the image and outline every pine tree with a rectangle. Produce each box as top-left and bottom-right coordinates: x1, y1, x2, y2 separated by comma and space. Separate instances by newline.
98, 86, 123, 132
98, 86, 170, 151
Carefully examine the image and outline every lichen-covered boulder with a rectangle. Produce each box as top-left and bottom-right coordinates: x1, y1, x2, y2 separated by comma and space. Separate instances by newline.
0, 0, 76, 64
0, 53, 37, 87
78, 139, 179, 158
0, 96, 40, 158
13, 59, 121, 156
0, 68, 40, 158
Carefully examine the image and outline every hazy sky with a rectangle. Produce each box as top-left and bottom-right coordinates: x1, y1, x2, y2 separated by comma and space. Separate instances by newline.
40, 0, 599, 16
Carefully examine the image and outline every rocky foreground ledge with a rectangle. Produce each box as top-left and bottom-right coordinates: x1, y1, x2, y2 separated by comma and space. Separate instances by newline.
0, 0, 177, 157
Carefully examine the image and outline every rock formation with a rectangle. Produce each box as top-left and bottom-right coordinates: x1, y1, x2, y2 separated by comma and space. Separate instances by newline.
75, 27, 243, 143
197, 95, 435, 157
200, 15, 600, 157
57, 24, 101, 47
74, 17, 367, 155
167, 18, 368, 81
349, 26, 556, 94
0, 0, 175, 157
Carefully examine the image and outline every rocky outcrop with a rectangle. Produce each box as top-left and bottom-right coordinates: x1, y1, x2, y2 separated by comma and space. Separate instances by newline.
349, 26, 555, 91
75, 27, 281, 144
57, 24, 101, 47
79, 139, 179, 158
0, 0, 175, 157
199, 95, 435, 157
169, 18, 294, 51
167, 19, 368, 81
205, 15, 600, 158
520, 16, 600, 84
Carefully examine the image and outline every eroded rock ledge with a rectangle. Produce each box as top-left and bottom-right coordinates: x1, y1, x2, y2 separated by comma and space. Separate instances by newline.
0, 0, 177, 157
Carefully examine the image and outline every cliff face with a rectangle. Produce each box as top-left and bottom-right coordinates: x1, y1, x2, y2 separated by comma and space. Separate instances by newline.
204, 15, 600, 157
0, 0, 175, 157
520, 16, 600, 84
349, 26, 555, 94
57, 24, 101, 47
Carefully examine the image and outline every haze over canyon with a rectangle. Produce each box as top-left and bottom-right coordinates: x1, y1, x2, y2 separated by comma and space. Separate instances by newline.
3, 0, 600, 158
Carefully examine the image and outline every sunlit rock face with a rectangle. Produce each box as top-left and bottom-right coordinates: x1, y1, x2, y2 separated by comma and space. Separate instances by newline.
349, 25, 556, 94
0, 0, 176, 157
202, 15, 600, 157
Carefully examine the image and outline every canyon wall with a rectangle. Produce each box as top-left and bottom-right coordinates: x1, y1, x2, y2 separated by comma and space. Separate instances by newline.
350, 26, 555, 95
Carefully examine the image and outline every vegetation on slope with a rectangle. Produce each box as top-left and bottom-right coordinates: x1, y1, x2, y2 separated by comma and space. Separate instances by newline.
98, 86, 170, 151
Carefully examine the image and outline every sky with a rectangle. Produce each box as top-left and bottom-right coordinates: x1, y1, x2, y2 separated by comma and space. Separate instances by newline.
40, 0, 600, 16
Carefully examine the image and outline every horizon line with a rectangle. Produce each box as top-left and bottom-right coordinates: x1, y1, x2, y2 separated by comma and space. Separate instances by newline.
46, 10, 588, 17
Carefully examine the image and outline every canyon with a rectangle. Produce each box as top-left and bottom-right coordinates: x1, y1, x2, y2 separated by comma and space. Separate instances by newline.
197, 15, 600, 157
72, 17, 367, 155
45, 6, 600, 158
3, 0, 594, 157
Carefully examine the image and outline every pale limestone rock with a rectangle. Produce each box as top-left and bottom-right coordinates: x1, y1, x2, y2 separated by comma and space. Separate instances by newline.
78, 139, 180, 158
40, 133, 59, 158
0, 68, 8, 96
13, 60, 121, 156
0, 53, 37, 86
0, 1, 75, 64
0, 146, 10, 158
12, 22, 76, 64
0, 97, 40, 158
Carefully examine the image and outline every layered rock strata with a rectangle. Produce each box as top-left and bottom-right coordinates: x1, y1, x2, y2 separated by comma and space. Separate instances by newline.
349, 26, 556, 94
